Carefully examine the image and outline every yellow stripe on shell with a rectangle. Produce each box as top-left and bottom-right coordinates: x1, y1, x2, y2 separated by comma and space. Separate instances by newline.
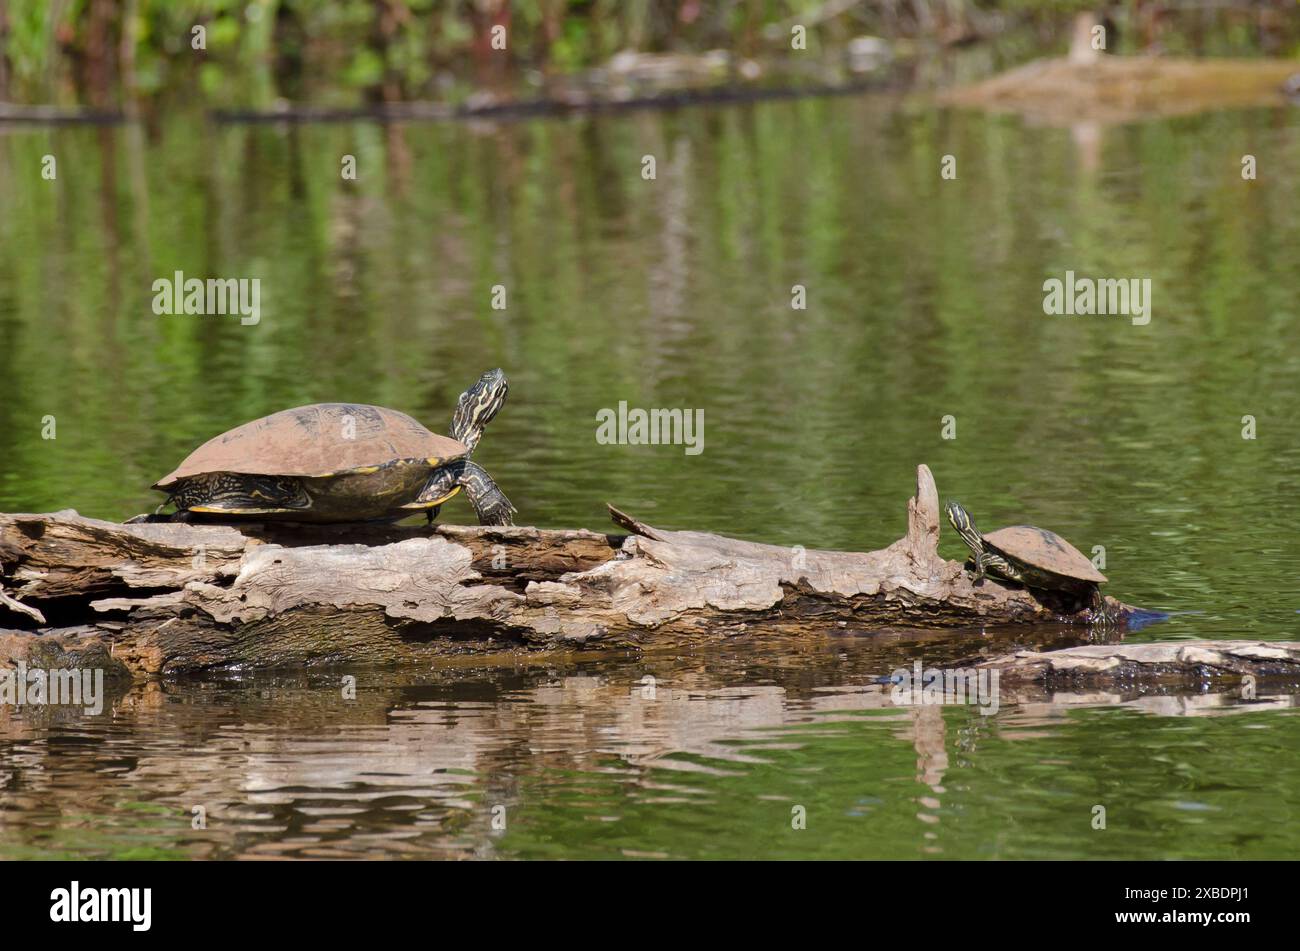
188, 504, 296, 515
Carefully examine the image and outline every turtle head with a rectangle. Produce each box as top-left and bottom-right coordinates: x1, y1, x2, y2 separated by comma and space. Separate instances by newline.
450, 368, 509, 453
945, 501, 984, 557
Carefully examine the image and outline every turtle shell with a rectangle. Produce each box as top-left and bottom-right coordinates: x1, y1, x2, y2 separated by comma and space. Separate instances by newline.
982, 525, 1107, 584
153, 403, 466, 489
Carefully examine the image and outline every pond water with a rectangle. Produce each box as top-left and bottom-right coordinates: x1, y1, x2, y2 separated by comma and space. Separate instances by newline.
1, 95, 1299, 859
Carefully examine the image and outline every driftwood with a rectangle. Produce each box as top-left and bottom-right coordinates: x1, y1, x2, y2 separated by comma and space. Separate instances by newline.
978, 641, 1300, 687
942, 55, 1299, 124
209, 78, 890, 125
0, 465, 1139, 677
0, 102, 126, 125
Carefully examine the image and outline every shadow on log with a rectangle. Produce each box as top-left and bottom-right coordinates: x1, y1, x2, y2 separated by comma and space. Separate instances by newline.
0, 465, 1140, 677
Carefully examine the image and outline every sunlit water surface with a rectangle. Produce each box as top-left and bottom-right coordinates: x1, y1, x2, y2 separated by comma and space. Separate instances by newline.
1, 96, 1298, 858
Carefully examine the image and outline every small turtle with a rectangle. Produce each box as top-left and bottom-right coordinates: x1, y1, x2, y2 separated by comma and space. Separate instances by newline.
945, 500, 1108, 616
138, 369, 515, 525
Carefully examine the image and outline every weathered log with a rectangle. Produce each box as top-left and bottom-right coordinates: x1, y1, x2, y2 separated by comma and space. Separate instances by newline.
978, 640, 1300, 687
942, 55, 1299, 124
208, 78, 891, 125
0, 465, 1138, 677
0, 102, 126, 125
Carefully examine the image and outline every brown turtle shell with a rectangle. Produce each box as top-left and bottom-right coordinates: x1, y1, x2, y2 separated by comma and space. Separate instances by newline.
153, 403, 467, 489
982, 525, 1107, 584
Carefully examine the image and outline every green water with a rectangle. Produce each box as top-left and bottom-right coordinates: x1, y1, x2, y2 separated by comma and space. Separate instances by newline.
1, 96, 1299, 859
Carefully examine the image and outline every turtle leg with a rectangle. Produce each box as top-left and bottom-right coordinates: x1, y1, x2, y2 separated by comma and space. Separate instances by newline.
410, 466, 460, 525
973, 551, 1002, 581
994, 556, 1024, 582
410, 461, 514, 526
974, 551, 1020, 584
125, 499, 178, 524
125, 512, 173, 524
457, 460, 516, 526
1088, 586, 1113, 624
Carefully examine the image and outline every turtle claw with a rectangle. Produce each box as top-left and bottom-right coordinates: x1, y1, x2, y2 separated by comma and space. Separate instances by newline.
455, 459, 515, 526
124, 512, 186, 525
1087, 591, 1119, 626
475, 500, 516, 527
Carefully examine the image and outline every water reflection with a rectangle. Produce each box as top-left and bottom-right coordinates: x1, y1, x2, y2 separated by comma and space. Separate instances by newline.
2, 635, 1296, 859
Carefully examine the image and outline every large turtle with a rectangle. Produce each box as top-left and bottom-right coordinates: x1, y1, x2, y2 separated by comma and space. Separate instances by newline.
138, 369, 515, 525
945, 500, 1108, 616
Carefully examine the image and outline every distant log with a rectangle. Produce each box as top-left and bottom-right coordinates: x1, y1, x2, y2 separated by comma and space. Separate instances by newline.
208, 78, 889, 125
942, 55, 1298, 123
0, 102, 125, 124
979, 641, 1300, 686
0, 465, 1137, 677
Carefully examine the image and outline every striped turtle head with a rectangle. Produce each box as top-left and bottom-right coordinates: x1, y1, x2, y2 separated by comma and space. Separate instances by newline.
450, 368, 508, 453
945, 500, 985, 558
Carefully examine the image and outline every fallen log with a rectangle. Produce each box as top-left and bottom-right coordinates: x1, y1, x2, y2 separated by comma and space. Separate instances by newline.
941, 55, 1299, 124
208, 78, 893, 125
978, 640, 1300, 687
0, 465, 1139, 677
0, 102, 127, 125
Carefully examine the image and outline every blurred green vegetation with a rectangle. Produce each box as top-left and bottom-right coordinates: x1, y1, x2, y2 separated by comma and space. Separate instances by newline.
0, 1, 1296, 109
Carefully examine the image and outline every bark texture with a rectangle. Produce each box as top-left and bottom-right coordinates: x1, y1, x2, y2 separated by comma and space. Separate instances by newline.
1, 466, 1136, 676
979, 640, 1300, 686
